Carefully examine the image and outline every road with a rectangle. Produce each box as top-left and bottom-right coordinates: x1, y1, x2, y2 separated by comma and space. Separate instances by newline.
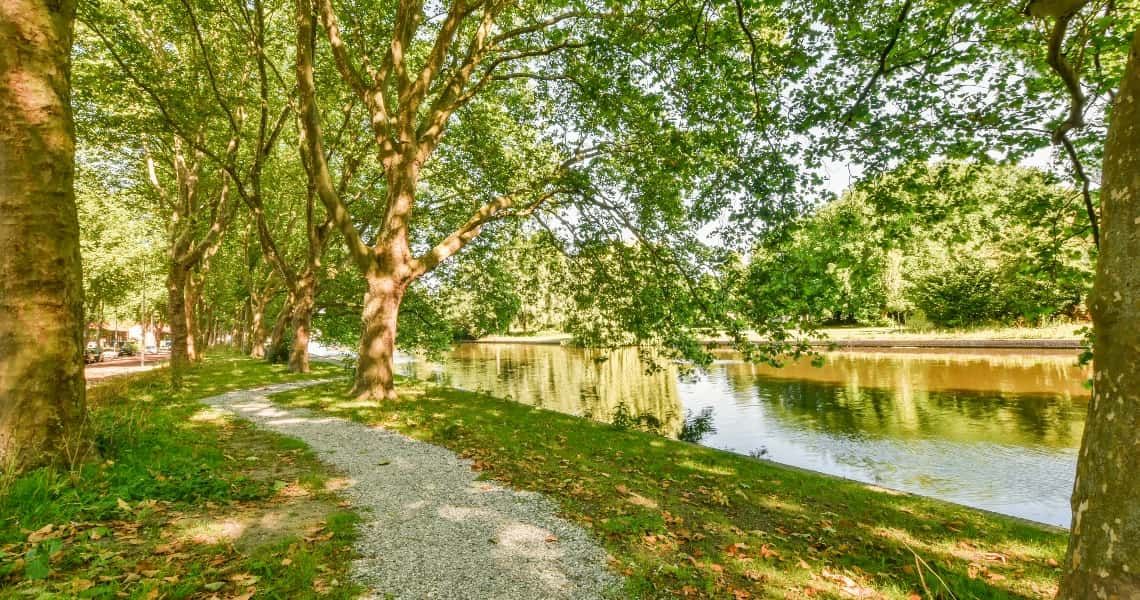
85, 352, 169, 383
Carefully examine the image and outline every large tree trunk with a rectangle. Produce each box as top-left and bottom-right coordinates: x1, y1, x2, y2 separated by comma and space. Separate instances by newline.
0, 0, 88, 471
288, 275, 316, 373
166, 263, 191, 387
352, 272, 405, 400
267, 294, 293, 362
1057, 27, 1140, 600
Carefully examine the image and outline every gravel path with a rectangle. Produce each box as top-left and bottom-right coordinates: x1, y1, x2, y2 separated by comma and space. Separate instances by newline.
199, 381, 621, 599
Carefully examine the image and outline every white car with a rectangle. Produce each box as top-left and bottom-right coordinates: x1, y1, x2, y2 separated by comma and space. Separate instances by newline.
101, 347, 120, 360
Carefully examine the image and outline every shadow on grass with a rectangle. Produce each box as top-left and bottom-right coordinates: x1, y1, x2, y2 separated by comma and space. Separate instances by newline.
0, 354, 357, 599
269, 379, 1067, 600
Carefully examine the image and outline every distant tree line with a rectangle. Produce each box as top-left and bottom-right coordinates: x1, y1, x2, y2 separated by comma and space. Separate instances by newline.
733, 161, 1095, 329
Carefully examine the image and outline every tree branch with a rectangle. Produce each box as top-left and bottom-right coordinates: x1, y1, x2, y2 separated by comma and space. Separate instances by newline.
841, 0, 913, 126
296, 0, 375, 273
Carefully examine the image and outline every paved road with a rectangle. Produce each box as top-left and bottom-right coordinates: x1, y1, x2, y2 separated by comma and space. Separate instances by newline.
85, 352, 169, 383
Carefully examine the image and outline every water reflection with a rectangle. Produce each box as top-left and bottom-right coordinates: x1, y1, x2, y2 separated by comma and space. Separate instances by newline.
399, 344, 1089, 526
399, 344, 684, 437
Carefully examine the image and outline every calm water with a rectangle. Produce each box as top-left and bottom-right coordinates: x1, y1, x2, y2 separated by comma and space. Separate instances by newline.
397, 344, 1090, 527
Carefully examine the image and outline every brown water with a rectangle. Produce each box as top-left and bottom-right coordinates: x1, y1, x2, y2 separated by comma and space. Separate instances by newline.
398, 344, 1089, 527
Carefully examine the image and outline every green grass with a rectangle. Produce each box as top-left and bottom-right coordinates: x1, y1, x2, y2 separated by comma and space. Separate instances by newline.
271, 378, 1068, 600
0, 354, 359, 599
817, 324, 1084, 341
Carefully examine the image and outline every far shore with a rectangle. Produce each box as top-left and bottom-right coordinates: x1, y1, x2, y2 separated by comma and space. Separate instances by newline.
473, 324, 1085, 350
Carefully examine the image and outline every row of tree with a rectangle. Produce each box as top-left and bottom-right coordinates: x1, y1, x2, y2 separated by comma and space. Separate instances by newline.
2, 0, 1139, 594
736, 161, 1096, 329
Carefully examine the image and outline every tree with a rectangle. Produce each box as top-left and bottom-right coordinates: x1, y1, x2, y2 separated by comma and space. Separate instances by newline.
82, 0, 286, 383
75, 167, 166, 346
294, 0, 805, 399
1056, 20, 1140, 600
786, 0, 1137, 592
0, 0, 88, 470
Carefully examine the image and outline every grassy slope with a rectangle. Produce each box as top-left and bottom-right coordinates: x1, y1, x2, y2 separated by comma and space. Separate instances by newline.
476, 325, 1084, 348
0, 355, 359, 599
814, 325, 1083, 341
272, 379, 1068, 600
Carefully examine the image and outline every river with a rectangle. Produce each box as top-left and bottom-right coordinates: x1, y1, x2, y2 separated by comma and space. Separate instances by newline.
396, 343, 1089, 527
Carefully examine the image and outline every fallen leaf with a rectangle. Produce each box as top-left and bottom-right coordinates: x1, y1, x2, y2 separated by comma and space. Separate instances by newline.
27, 524, 55, 543
725, 542, 749, 558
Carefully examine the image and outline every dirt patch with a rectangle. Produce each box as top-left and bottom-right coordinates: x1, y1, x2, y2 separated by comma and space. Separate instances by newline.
172, 494, 341, 552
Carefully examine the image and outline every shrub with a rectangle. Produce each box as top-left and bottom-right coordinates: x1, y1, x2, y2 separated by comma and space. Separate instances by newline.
906, 258, 1004, 328
267, 332, 292, 364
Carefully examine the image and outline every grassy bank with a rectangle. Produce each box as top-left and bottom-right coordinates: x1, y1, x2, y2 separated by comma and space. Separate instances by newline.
476, 324, 1085, 348
0, 355, 359, 599
272, 379, 1068, 600
814, 324, 1083, 341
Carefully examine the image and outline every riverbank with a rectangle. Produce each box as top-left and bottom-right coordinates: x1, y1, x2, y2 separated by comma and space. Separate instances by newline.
476, 324, 1085, 350
271, 378, 1068, 599
0, 356, 359, 599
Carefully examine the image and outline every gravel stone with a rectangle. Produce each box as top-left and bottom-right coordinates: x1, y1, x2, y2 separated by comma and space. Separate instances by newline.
199, 381, 622, 599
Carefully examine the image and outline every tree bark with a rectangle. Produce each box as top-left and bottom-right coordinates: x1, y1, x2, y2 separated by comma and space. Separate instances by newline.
267, 293, 293, 361
235, 299, 249, 353
248, 294, 270, 358
185, 273, 203, 362
0, 0, 87, 471
288, 275, 316, 373
1057, 25, 1140, 600
166, 263, 191, 388
352, 273, 405, 400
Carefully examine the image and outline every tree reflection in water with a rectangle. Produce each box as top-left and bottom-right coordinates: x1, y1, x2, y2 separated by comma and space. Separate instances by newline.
399, 343, 1090, 525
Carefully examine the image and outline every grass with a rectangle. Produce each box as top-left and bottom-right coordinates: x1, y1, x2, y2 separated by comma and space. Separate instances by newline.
271, 378, 1069, 600
0, 354, 360, 599
815, 324, 1084, 341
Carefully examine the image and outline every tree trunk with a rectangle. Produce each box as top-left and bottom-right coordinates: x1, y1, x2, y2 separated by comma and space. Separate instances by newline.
288, 276, 316, 373
185, 276, 202, 362
267, 294, 293, 362
166, 263, 191, 387
1057, 26, 1140, 600
352, 273, 405, 400
248, 295, 269, 358
235, 299, 249, 353
0, 0, 87, 471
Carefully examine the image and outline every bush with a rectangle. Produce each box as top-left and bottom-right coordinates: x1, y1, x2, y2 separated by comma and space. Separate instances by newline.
267, 333, 292, 364
907, 256, 1081, 328
906, 258, 1004, 328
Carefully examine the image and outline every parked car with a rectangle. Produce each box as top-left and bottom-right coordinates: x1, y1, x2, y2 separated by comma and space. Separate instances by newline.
117, 341, 138, 357
100, 346, 120, 360
159, 340, 172, 351
84, 343, 102, 364
145, 344, 157, 354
